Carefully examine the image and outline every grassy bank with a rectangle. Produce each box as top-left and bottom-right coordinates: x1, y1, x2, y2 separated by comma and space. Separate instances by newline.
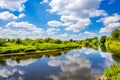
104, 64, 120, 80
0, 43, 81, 54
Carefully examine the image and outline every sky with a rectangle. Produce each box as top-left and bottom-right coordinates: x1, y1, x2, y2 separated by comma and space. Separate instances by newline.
0, 0, 120, 40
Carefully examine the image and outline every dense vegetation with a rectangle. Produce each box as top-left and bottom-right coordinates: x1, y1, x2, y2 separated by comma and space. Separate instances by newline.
82, 36, 99, 50
104, 64, 120, 80
100, 29, 120, 80
0, 38, 81, 54
104, 29, 120, 54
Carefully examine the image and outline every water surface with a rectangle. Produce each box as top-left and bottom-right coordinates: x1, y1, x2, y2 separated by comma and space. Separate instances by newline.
0, 47, 119, 80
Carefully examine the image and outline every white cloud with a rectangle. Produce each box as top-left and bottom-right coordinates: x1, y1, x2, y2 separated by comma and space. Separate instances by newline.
99, 52, 115, 68
46, 0, 106, 32
47, 20, 63, 27
0, 21, 44, 39
0, 0, 27, 12
78, 47, 97, 55
60, 33, 68, 37
48, 60, 61, 67
6, 21, 38, 30
99, 14, 120, 33
18, 13, 26, 19
40, 0, 49, 4
65, 18, 91, 32
0, 11, 25, 21
46, 28, 60, 35
49, 54, 94, 80
0, 27, 2, 30
6, 59, 37, 67
90, 10, 108, 17
0, 68, 25, 78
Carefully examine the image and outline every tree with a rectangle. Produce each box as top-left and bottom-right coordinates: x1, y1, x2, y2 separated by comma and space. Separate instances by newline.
111, 29, 120, 41
15, 38, 22, 44
54, 39, 62, 44
0, 38, 6, 46
45, 38, 53, 43
69, 39, 73, 42
100, 36, 107, 44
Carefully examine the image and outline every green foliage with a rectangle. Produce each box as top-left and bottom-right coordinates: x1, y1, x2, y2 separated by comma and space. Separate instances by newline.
111, 29, 120, 41
100, 36, 106, 44
44, 38, 53, 42
24, 47, 36, 52
21, 38, 33, 45
0, 38, 6, 46
69, 39, 74, 42
104, 64, 120, 80
0, 37, 81, 54
15, 38, 22, 44
82, 36, 99, 50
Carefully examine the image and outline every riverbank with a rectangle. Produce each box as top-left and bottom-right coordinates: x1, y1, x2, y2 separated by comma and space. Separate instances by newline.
0, 49, 60, 57
97, 64, 120, 80
0, 43, 81, 55
105, 41, 120, 54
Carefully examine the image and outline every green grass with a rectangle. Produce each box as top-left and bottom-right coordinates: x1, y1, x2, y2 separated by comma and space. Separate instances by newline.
0, 43, 81, 54
104, 64, 120, 80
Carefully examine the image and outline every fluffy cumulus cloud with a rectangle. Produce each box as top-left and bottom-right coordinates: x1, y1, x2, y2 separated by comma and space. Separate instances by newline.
99, 14, 120, 33
6, 59, 37, 67
48, 60, 61, 67
0, 11, 25, 21
47, 0, 107, 32
46, 28, 60, 35
0, 68, 25, 78
47, 20, 63, 27
0, 21, 44, 39
0, 0, 27, 12
48, 54, 97, 80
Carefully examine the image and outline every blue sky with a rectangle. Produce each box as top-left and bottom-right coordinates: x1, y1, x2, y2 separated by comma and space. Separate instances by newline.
0, 0, 120, 40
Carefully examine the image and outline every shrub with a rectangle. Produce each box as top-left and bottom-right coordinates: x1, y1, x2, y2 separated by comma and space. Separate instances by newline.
104, 64, 120, 80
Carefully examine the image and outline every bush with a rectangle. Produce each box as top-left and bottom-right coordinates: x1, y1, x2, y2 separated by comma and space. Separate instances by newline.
104, 64, 120, 80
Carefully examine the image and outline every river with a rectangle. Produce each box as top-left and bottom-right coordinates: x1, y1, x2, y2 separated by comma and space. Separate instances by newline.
0, 47, 119, 80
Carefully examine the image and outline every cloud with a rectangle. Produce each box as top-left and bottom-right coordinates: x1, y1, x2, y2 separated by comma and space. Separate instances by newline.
46, 28, 60, 35
0, 68, 25, 78
60, 33, 68, 37
48, 54, 97, 80
40, 0, 49, 4
108, 0, 115, 5
78, 47, 97, 55
0, 27, 2, 30
65, 18, 91, 32
0, 0, 27, 12
48, 60, 61, 67
47, 20, 63, 27
0, 21, 44, 39
98, 14, 120, 33
99, 52, 116, 68
90, 10, 108, 17
6, 59, 37, 67
46, 0, 107, 32
0, 11, 25, 21
6, 21, 38, 30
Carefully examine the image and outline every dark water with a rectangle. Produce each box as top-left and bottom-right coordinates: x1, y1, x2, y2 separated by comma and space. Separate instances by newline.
0, 47, 120, 80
